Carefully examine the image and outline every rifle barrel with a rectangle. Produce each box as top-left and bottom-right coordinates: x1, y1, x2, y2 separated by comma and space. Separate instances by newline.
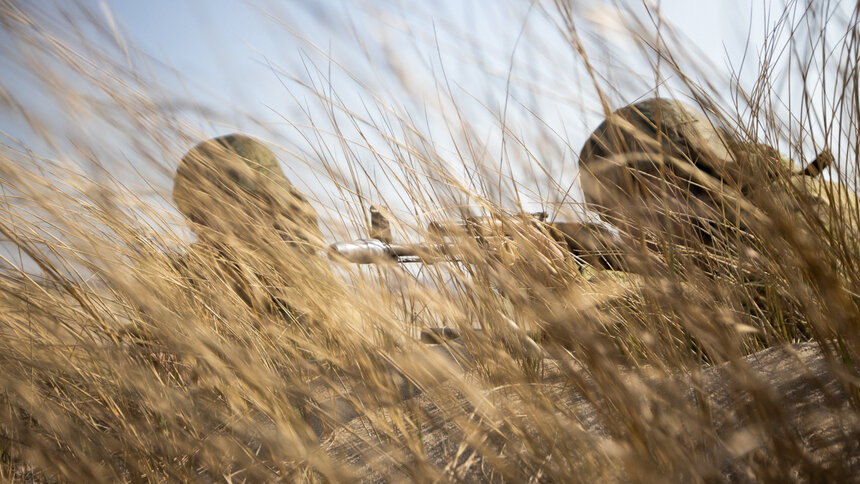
329, 216, 627, 269
328, 239, 393, 264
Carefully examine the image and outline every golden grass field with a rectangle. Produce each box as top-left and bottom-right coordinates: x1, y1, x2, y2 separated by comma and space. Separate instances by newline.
0, 1, 858, 482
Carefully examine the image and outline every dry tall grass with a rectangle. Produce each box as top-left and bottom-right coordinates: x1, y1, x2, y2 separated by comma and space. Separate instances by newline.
0, 1, 858, 482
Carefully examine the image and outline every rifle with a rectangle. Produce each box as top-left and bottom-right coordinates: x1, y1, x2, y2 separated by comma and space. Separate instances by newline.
328, 206, 625, 269
329, 206, 626, 347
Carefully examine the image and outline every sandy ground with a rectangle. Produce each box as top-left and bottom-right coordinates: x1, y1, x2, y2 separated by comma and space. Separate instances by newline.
322, 341, 859, 482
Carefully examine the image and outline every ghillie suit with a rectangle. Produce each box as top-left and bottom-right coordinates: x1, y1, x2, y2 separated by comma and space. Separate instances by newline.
576, 98, 859, 353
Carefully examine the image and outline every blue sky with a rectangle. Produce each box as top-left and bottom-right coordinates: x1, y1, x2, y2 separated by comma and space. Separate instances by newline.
0, 0, 849, 227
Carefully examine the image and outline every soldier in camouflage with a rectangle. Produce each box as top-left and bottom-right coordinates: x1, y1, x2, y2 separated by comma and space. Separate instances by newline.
170, 134, 327, 320
173, 134, 320, 253
578, 98, 741, 253
124, 134, 329, 379
574, 97, 858, 350
577, 97, 853, 266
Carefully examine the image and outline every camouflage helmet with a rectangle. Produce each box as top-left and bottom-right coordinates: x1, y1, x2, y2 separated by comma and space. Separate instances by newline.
578, 98, 735, 233
174, 134, 319, 246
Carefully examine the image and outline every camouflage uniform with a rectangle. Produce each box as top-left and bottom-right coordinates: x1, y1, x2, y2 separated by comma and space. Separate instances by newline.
124, 134, 323, 357
174, 134, 320, 252
171, 134, 323, 318
575, 98, 858, 349
579, 98, 856, 252
578, 98, 739, 249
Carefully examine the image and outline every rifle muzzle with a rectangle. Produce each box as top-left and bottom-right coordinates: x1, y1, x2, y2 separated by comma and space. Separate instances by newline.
328, 239, 394, 264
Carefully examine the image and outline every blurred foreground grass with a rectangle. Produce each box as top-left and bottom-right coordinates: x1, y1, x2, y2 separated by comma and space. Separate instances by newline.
0, 1, 858, 481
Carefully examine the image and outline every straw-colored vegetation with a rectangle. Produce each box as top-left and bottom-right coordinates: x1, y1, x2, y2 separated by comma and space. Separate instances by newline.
0, 1, 857, 482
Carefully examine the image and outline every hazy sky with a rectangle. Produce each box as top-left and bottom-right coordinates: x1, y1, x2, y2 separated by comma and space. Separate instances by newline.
1, 0, 849, 222
108, 0, 775, 205
102, 0, 774, 133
